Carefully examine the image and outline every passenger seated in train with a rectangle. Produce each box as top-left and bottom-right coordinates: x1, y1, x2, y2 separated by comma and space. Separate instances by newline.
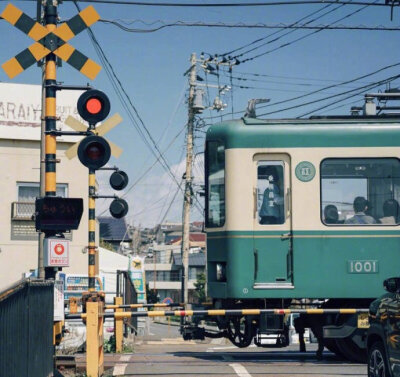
259, 167, 284, 224
379, 199, 400, 225
324, 205, 339, 224
345, 196, 376, 225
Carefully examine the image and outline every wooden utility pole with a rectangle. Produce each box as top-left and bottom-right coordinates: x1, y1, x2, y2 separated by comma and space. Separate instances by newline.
181, 53, 196, 306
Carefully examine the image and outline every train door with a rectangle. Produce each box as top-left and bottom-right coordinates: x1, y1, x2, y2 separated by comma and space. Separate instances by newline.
253, 154, 293, 288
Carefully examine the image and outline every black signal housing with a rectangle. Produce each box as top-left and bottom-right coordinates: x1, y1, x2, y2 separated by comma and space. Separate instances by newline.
110, 171, 129, 191
77, 89, 110, 125
110, 198, 129, 219
78, 135, 111, 170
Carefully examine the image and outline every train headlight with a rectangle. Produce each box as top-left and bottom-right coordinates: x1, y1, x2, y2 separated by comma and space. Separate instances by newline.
216, 263, 226, 282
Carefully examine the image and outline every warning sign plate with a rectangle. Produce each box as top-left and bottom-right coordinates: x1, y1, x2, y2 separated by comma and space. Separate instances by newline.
44, 238, 70, 267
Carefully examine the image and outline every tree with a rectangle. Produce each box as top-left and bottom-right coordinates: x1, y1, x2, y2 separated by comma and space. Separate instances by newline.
194, 272, 206, 304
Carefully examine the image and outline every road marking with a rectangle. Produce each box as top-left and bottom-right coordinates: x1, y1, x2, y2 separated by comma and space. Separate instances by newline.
113, 363, 128, 376
207, 344, 256, 351
119, 355, 131, 362
230, 363, 252, 377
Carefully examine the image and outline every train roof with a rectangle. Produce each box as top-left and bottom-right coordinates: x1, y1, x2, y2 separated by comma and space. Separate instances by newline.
206, 116, 400, 149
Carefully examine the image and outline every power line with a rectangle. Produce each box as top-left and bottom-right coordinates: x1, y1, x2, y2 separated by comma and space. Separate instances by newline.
219, 3, 334, 57
67, 0, 390, 7
99, 19, 400, 33
240, 0, 378, 64
231, 2, 346, 60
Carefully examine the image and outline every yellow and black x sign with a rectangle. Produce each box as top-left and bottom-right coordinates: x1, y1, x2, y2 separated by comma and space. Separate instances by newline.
1, 4, 101, 80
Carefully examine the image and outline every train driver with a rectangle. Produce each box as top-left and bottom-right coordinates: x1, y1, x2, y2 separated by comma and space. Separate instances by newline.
345, 196, 376, 225
259, 167, 284, 224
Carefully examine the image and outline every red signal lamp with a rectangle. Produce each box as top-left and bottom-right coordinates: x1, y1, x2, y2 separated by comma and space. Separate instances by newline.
77, 89, 110, 125
78, 135, 111, 170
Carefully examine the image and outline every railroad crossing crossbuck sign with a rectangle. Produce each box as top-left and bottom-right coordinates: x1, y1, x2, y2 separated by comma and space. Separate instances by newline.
1, 3, 101, 79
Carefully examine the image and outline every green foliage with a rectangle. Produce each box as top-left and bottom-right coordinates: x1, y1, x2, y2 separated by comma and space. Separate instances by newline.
99, 238, 115, 251
146, 283, 159, 304
104, 335, 116, 353
194, 272, 206, 304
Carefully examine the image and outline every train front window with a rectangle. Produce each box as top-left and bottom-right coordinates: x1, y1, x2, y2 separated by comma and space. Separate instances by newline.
321, 158, 400, 225
257, 161, 285, 225
206, 141, 225, 228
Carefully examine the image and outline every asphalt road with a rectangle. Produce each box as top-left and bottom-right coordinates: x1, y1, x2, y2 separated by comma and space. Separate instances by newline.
106, 321, 368, 377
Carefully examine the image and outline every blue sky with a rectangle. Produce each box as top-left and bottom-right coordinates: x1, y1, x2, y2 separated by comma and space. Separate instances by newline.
0, 0, 399, 227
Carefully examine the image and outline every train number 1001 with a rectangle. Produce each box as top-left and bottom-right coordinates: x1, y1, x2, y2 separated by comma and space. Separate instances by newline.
347, 260, 378, 274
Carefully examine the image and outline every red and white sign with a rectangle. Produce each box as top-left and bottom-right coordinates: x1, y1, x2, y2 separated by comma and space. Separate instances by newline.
44, 238, 70, 267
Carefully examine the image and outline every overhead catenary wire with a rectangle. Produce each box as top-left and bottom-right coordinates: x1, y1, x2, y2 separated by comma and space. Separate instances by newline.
202, 61, 400, 121
296, 75, 400, 117
258, 73, 400, 118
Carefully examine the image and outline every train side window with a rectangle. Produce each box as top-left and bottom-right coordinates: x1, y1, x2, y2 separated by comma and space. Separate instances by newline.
257, 161, 285, 225
320, 158, 400, 226
206, 141, 225, 228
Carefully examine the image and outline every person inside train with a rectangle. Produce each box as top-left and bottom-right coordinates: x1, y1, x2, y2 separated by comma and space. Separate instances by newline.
259, 167, 284, 224
345, 196, 376, 225
324, 205, 339, 224
379, 199, 400, 225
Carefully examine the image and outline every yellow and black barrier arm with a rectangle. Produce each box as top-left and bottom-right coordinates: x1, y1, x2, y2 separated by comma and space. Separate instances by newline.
105, 302, 183, 310
66, 307, 369, 320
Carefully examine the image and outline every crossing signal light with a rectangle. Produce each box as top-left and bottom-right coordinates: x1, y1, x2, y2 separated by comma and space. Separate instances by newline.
35, 197, 84, 232
110, 198, 129, 219
110, 171, 129, 191
78, 135, 111, 170
77, 89, 110, 125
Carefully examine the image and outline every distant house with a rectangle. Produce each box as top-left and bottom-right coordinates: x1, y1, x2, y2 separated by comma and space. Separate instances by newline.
144, 245, 206, 303
98, 217, 131, 252
170, 232, 206, 249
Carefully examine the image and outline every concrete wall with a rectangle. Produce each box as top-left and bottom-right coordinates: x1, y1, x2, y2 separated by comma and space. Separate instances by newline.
0, 139, 94, 290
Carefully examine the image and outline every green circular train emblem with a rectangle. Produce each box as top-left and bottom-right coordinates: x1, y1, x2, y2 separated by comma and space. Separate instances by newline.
295, 161, 316, 182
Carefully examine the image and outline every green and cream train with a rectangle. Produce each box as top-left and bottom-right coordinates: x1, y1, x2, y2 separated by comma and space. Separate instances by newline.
204, 103, 400, 362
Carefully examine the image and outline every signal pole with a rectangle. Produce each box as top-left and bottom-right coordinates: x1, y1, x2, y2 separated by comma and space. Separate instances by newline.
38, 0, 45, 279
43, 0, 58, 280
181, 53, 197, 307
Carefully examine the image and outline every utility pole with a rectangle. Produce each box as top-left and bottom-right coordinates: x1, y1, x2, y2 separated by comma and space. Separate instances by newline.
181, 53, 196, 307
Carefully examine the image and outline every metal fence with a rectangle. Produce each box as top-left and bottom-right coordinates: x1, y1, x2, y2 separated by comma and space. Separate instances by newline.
116, 270, 138, 335
0, 279, 54, 377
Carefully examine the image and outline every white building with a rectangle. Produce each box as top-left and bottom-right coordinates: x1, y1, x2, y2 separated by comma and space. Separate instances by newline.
0, 82, 93, 290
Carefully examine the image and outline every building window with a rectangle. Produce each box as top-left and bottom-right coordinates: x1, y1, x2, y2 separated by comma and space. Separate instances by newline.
321, 158, 400, 225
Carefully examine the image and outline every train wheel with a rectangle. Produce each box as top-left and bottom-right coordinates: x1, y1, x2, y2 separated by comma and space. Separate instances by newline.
324, 339, 346, 359
227, 316, 253, 348
333, 312, 367, 363
335, 336, 367, 363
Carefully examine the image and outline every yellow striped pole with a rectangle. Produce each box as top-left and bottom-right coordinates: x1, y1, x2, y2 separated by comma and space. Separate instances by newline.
88, 169, 96, 292
44, 3, 57, 198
